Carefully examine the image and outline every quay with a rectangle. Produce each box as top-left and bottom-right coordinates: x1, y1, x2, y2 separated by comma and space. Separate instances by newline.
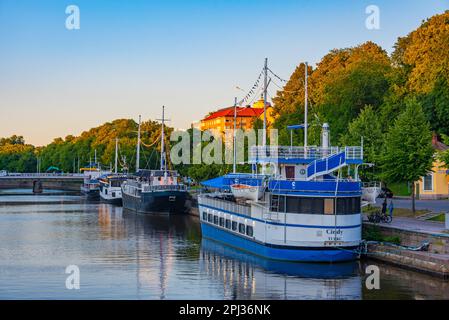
363, 216, 449, 278
0, 173, 84, 192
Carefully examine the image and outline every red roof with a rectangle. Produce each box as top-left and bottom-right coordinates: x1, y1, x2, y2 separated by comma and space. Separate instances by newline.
203, 106, 266, 121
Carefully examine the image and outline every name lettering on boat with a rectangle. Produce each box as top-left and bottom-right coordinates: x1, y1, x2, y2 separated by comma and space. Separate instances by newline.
326, 229, 343, 241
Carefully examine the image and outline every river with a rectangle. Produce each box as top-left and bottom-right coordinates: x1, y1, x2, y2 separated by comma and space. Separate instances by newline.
0, 190, 448, 300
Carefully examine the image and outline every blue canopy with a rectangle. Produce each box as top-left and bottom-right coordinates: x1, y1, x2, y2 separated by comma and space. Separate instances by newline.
201, 176, 229, 190
287, 124, 307, 130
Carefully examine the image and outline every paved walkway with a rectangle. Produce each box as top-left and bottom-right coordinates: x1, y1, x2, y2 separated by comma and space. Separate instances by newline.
374, 198, 449, 213
364, 215, 449, 237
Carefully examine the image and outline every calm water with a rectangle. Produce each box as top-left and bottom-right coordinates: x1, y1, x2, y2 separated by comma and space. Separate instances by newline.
0, 190, 448, 300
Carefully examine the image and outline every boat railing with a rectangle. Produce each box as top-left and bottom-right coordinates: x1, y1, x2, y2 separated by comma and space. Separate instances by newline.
362, 181, 381, 188
199, 195, 251, 217
249, 146, 362, 162
142, 184, 187, 192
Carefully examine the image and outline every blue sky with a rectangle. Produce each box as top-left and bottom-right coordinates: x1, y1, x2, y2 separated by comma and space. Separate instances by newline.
1, 0, 448, 145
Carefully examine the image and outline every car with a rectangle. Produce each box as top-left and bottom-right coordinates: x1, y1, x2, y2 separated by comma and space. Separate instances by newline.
0, 170, 8, 177
379, 187, 393, 198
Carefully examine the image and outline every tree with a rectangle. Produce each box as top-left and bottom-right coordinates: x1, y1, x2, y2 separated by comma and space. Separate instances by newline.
380, 98, 434, 213
340, 105, 383, 180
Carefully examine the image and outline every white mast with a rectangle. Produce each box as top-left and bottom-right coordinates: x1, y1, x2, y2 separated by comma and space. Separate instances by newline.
114, 138, 118, 174
262, 58, 268, 147
136, 115, 141, 172
304, 62, 308, 152
94, 149, 97, 167
233, 97, 237, 174
160, 106, 166, 173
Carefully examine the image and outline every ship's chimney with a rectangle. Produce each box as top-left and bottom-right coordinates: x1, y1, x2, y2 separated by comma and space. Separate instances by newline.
321, 123, 330, 149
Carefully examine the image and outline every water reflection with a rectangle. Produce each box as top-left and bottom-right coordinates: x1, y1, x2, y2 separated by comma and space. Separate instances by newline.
0, 197, 447, 300
200, 239, 362, 300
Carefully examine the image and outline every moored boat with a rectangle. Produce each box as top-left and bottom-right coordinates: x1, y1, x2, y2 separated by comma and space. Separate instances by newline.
80, 166, 102, 200
99, 174, 128, 205
198, 60, 367, 263
121, 106, 188, 214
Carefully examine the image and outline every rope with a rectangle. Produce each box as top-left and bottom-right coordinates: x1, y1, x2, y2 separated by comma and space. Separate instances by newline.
141, 132, 161, 148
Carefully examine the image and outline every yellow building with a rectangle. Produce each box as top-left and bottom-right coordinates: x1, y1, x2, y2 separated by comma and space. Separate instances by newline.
199, 97, 275, 134
416, 135, 449, 200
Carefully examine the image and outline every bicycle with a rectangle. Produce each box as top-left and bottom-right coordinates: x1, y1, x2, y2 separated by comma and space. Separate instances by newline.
367, 210, 392, 224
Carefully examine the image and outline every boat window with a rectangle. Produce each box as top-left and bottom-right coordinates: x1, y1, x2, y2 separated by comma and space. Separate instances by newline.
219, 217, 224, 227
208, 214, 213, 223
213, 215, 219, 225
270, 195, 285, 212
203, 212, 207, 221
105, 189, 108, 195
246, 225, 253, 237
232, 221, 238, 231
225, 219, 231, 229
285, 197, 324, 214
336, 197, 361, 214
238, 223, 246, 234
112, 192, 116, 198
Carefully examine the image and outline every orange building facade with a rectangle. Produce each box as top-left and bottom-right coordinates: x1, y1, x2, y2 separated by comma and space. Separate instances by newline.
199, 98, 275, 134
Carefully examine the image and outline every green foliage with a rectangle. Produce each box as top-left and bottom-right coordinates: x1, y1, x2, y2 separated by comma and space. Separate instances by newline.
362, 225, 401, 245
380, 98, 434, 184
36, 119, 165, 173
340, 105, 383, 180
0, 136, 36, 172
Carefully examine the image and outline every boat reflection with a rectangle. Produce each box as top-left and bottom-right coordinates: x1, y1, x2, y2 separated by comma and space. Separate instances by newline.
200, 238, 362, 300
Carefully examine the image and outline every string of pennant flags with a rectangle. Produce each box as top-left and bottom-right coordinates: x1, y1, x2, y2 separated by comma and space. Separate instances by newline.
268, 67, 288, 83
237, 68, 264, 106
236, 66, 291, 106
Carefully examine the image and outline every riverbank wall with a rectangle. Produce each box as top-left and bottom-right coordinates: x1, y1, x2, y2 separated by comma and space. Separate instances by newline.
363, 222, 449, 278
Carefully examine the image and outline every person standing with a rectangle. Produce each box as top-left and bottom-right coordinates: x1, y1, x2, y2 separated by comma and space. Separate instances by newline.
381, 198, 387, 215
388, 200, 394, 220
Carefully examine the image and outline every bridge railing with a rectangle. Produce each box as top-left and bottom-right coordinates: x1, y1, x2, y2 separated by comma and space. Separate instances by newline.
0, 173, 85, 178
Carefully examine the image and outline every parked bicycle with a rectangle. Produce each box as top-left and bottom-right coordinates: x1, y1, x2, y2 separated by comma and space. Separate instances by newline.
367, 209, 392, 224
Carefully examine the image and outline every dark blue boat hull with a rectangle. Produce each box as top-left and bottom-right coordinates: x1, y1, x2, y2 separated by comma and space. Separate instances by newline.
122, 190, 187, 214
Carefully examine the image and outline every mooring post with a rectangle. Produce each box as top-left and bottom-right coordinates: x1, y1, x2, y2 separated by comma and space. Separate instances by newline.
33, 180, 43, 194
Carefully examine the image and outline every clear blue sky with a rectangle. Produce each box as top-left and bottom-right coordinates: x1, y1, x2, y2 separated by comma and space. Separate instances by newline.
1, 0, 448, 145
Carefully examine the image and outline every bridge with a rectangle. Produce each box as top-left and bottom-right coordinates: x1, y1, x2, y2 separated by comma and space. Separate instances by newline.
0, 173, 84, 192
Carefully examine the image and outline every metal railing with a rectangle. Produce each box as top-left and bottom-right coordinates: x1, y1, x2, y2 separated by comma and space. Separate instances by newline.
198, 195, 251, 216
142, 184, 187, 192
249, 146, 362, 162
0, 173, 84, 178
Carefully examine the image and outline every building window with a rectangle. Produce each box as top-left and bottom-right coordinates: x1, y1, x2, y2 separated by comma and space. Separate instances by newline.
232, 221, 238, 231
423, 174, 433, 191
238, 223, 246, 234
246, 225, 254, 237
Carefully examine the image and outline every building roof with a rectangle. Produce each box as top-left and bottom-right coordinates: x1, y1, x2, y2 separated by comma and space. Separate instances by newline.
202, 106, 268, 121
432, 134, 449, 151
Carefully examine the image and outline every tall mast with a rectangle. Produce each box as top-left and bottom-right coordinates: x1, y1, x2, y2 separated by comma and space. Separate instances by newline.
304, 62, 308, 151
233, 97, 237, 174
262, 58, 268, 147
160, 106, 166, 172
114, 138, 118, 174
136, 115, 141, 172
94, 150, 97, 167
